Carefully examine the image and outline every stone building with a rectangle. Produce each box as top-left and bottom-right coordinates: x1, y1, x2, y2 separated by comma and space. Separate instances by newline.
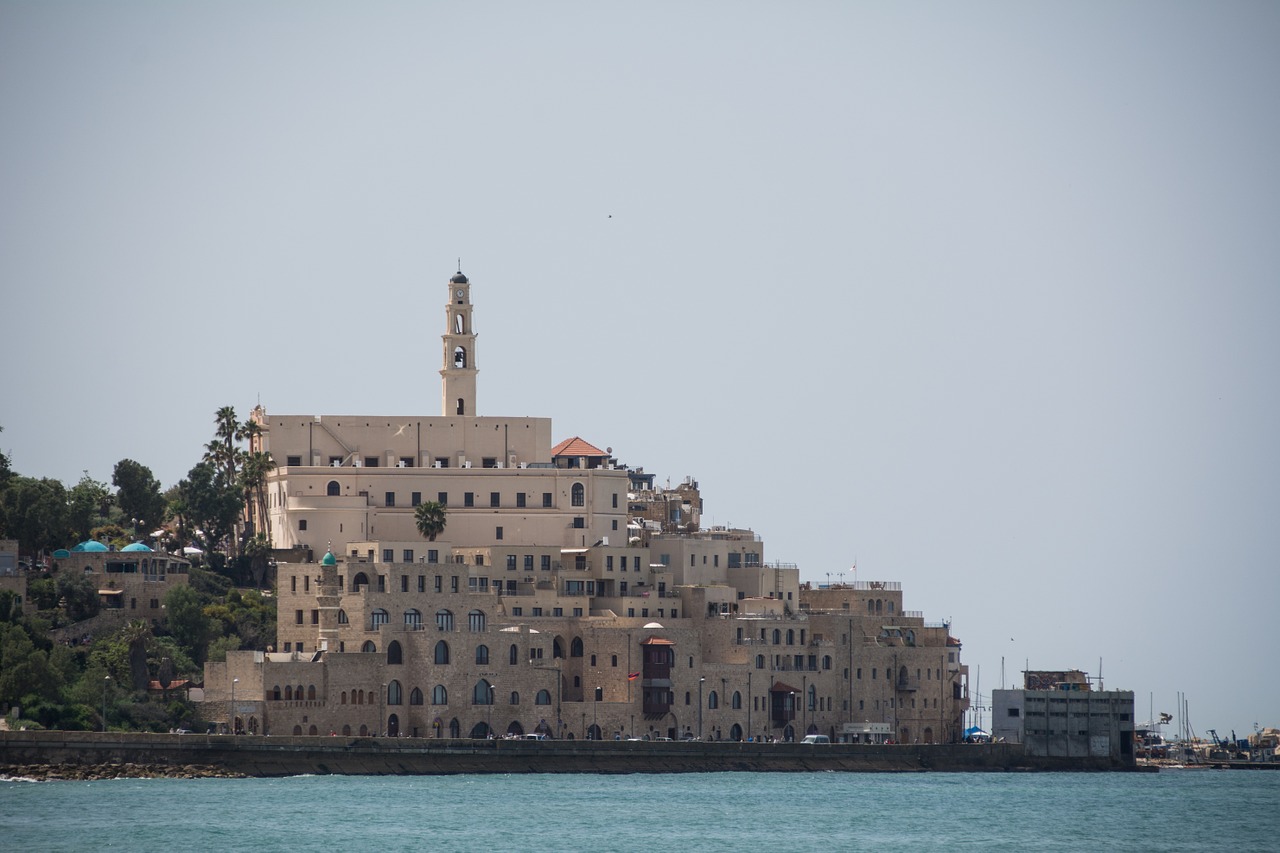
202, 270, 969, 742
991, 671, 1136, 764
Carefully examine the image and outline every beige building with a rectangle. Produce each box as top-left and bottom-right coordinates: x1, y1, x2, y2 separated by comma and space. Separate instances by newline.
203, 270, 969, 742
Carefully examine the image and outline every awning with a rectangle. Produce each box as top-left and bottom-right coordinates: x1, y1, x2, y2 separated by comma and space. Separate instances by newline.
98, 589, 124, 596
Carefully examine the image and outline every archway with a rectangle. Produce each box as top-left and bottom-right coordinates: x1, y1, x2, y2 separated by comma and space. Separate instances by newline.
730, 723, 743, 741
507, 720, 525, 737
470, 721, 492, 739
388, 714, 400, 737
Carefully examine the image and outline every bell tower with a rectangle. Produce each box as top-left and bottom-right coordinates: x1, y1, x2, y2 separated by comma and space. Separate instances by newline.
441, 270, 478, 416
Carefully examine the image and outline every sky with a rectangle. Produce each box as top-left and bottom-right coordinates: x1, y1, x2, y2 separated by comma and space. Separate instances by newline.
2, 1, 1277, 739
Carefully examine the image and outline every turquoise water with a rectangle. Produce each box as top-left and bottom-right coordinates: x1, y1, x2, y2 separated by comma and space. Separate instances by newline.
2, 770, 1277, 851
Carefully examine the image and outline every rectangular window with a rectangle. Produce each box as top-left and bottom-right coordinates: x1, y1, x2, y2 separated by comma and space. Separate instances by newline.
434, 457, 449, 468
464, 492, 475, 507
612, 493, 618, 508
541, 555, 551, 571
496, 526, 503, 541
311, 609, 319, 625
532, 607, 543, 617
434, 575, 442, 592
612, 519, 617, 530
400, 575, 409, 592
573, 517, 584, 529
295, 609, 304, 625
304, 575, 310, 592
507, 555, 517, 571
329, 456, 342, 466
291, 576, 297, 592
365, 456, 379, 468
524, 554, 534, 571
385, 492, 395, 507
438, 492, 448, 506
490, 492, 500, 508
298, 519, 307, 531
377, 575, 386, 592
417, 575, 425, 592
400, 457, 414, 468
554, 607, 564, 617
428, 549, 438, 564
606, 556, 614, 571
482, 457, 497, 468
286, 455, 302, 467
1008, 708, 1021, 718
516, 493, 526, 508
714, 555, 719, 567
382, 549, 394, 562
412, 492, 422, 507
512, 607, 523, 616
403, 549, 414, 563
451, 576, 459, 592
620, 581, 628, 594
573, 607, 583, 617
543, 492, 553, 508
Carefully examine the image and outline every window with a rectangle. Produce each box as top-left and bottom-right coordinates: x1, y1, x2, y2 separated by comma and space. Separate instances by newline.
299, 519, 308, 531
732, 691, 742, 710
570, 637, 584, 657
387, 681, 403, 705
464, 492, 475, 507
436, 609, 454, 631
432, 685, 448, 705
417, 575, 425, 592
573, 517, 584, 529
496, 526, 503, 541
490, 492, 500, 508
542, 492, 553, 508
338, 609, 348, 624
412, 492, 422, 507
295, 609, 304, 625
401, 574, 409, 592
516, 493, 526, 508
541, 555, 551, 571
405, 609, 422, 628
310, 609, 319, 625
377, 575, 386, 592
327, 481, 340, 496
434, 641, 450, 665
438, 491, 448, 505
428, 549, 439, 564
286, 455, 301, 466
536, 690, 551, 705
383, 549, 394, 562
400, 457, 414, 468
474, 680, 495, 705
509, 692, 519, 705
371, 609, 389, 628
506, 554, 517, 571
387, 641, 403, 665
511, 607, 522, 616
1008, 708, 1021, 718
385, 492, 396, 507
469, 610, 486, 632
410, 687, 424, 705
606, 556, 613, 571
362, 641, 377, 653
571, 483, 585, 506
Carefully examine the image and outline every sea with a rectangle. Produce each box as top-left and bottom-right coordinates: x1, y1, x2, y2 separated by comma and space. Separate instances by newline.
2, 769, 1277, 851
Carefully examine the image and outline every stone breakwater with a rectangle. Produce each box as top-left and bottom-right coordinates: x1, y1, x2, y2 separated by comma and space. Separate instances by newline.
1, 731, 1140, 778
2, 762, 245, 782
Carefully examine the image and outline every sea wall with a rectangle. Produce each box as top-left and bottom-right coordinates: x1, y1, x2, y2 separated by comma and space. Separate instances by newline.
0, 731, 1139, 776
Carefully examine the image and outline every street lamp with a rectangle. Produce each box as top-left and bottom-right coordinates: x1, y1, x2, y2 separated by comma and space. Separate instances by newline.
488, 682, 496, 738
380, 683, 386, 737
102, 675, 111, 733
698, 677, 705, 740
592, 686, 598, 738
231, 678, 239, 734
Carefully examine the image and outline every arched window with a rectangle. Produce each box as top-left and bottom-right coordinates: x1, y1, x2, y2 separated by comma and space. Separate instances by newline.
867, 600, 875, 614
436, 609, 454, 631
469, 610, 486, 632
730, 723, 743, 741
405, 609, 422, 628
353, 572, 369, 591
708, 691, 719, 710
293, 725, 302, 735
356, 690, 364, 705
453, 346, 467, 368
509, 691, 519, 705
284, 685, 293, 700
272, 685, 281, 701
509, 644, 519, 665
327, 481, 340, 496
876, 599, 883, 614
371, 609, 389, 628
434, 640, 450, 665
449, 718, 461, 738
786, 629, 795, 645
732, 691, 742, 710
808, 685, 816, 711
476, 644, 490, 665
456, 398, 465, 416
341, 691, 347, 704
823, 655, 832, 670
474, 679, 494, 705
755, 654, 765, 669
455, 313, 465, 334
342, 724, 351, 736
410, 687, 424, 706
571, 483, 585, 507
388, 681, 403, 705
570, 637, 584, 657
362, 640, 377, 653
338, 609, 348, 624
553, 638, 565, 659
307, 685, 316, 700
535, 689, 551, 705
296, 684, 304, 700
432, 685, 448, 705
772, 629, 781, 645
888, 601, 895, 614
387, 641, 402, 665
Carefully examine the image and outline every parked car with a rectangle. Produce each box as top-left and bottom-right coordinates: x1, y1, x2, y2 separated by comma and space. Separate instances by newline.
802, 734, 831, 745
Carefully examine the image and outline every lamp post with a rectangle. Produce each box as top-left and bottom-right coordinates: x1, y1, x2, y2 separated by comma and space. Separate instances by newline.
488, 682, 495, 738
380, 683, 386, 737
231, 678, 239, 734
698, 677, 705, 740
592, 686, 598, 738
789, 691, 797, 741
102, 675, 110, 732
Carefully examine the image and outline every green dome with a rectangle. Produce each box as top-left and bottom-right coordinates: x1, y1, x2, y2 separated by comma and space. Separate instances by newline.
121, 542, 153, 552
72, 540, 109, 552
321, 550, 337, 566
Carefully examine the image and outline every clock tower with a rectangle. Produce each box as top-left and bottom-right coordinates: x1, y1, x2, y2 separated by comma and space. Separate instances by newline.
441, 270, 478, 416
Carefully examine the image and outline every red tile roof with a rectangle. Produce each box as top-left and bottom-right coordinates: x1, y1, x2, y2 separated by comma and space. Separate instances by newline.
550, 436, 608, 458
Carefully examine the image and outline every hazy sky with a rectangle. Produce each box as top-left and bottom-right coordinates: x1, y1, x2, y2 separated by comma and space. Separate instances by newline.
3, 2, 1277, 737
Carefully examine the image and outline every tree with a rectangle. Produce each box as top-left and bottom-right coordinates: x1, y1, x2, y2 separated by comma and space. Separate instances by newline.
241, 450, 275, 544
68, 472, 112, 542
119, 620, 153, 691
172, 461, 242, 561
414, 501, 448, 542
0, 476, 71, 555
112, 459, 166, 537
163, 584, 212, 666
203, 407, 250, 559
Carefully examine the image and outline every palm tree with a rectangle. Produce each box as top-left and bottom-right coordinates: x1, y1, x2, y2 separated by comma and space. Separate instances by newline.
414, 501, 447, 542
120, 619, 153, 691
241, 450, 276, 543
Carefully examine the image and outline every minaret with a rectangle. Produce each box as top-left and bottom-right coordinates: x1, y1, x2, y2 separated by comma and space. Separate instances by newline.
441, 270, 478, 416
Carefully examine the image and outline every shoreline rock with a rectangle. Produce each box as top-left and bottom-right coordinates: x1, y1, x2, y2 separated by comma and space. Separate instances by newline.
1, 762, 245, 782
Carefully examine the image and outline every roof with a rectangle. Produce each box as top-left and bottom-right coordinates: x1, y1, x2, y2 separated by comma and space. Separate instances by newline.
120, 542, 153, 552
770, 680, 802, 693
98, 589, 124, 596
640, 637, 675, 645
72, 540, 109, 553
550, 436, 608, 458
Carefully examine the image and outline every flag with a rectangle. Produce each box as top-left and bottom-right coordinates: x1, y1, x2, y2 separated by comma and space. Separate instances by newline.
628, 672, 640, 681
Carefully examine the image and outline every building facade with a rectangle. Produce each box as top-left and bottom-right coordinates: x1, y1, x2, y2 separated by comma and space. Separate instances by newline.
203, 270, 969, 742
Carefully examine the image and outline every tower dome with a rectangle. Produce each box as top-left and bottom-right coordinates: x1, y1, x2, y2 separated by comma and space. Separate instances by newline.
450, 271, 468, 284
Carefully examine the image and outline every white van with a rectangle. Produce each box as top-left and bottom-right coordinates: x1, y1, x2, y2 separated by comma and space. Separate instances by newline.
801, 734, 831, 744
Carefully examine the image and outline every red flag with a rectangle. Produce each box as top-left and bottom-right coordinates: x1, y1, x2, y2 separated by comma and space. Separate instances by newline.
628, 672, 640, 681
